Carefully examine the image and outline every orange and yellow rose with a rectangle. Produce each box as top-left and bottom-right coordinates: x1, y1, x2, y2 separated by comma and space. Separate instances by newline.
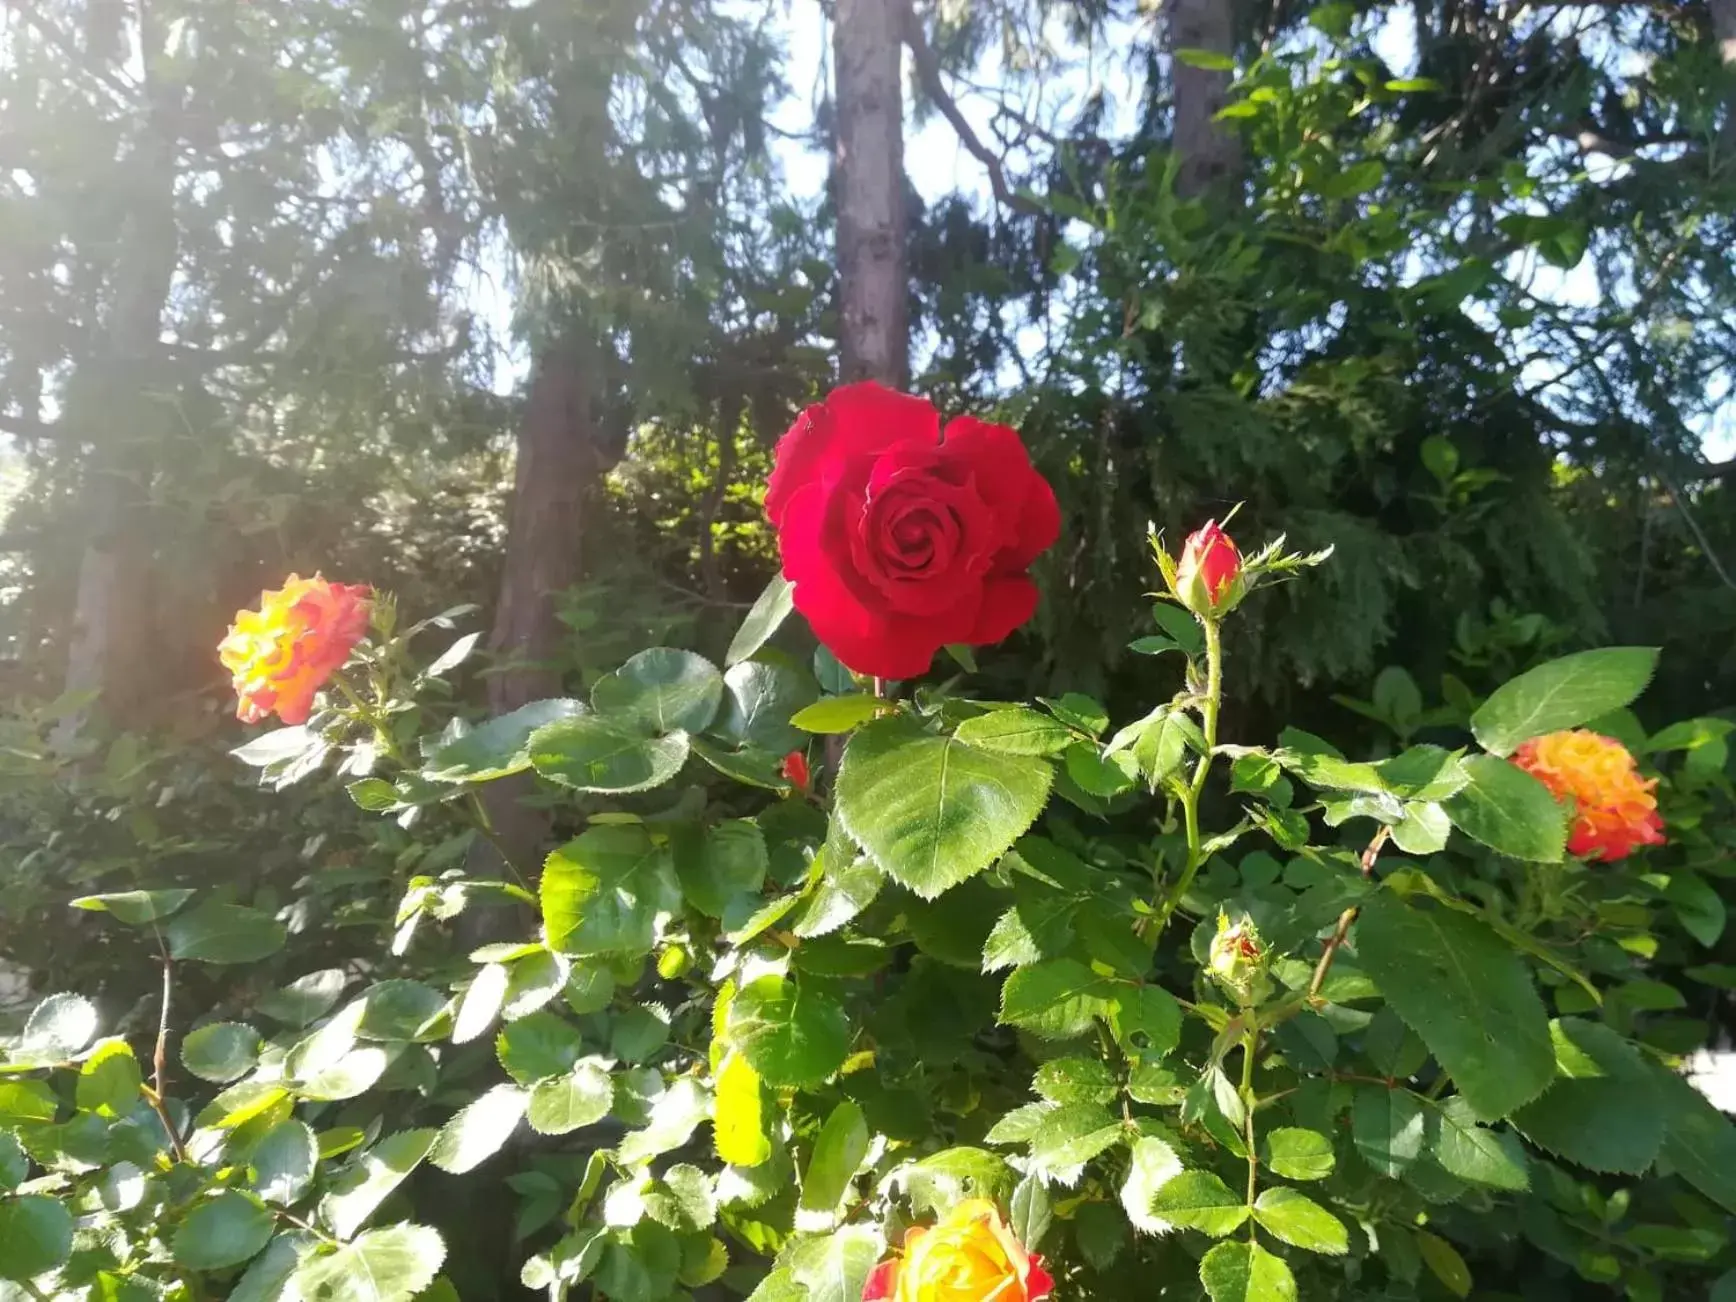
218, 574, 371, 726
862, 1200, 1053, 1302
1512, 729, 1665, 862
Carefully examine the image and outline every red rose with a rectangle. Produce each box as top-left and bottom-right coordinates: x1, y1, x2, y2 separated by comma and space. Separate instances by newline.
765, 383, 1060, 680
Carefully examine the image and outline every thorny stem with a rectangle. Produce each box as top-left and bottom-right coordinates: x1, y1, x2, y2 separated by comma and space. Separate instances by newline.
1154, 618, 1224, 933
145, 956, 190, 1162
1307, 825, 1392, 1003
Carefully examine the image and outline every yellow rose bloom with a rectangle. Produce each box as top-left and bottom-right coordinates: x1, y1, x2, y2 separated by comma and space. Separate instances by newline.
862, 1200, 1053, 1302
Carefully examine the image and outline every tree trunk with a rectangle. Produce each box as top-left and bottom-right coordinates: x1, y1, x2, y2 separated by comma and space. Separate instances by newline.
60, 87, 179, 733
1168, 0, 1241, 199
833, 0, 908, 387
1714, 0, 1736, 154
467, 337, 605, 895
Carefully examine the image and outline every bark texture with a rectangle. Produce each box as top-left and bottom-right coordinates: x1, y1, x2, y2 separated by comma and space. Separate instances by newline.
1168, 0, 1241, 199
834, 0, 908, 387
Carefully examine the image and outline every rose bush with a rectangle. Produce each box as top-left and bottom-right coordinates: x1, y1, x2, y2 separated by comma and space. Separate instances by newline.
1, 385, 1734, 1302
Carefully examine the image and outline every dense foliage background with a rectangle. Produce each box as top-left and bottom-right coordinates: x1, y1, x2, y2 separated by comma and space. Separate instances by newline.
4, 0, 1736, 1299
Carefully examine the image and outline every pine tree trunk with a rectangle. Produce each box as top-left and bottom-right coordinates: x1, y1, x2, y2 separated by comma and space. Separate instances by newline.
1168, 0, 1241, 199
60, 89, 179, 732
466, 338, 604, 903
833, 0, 908, 387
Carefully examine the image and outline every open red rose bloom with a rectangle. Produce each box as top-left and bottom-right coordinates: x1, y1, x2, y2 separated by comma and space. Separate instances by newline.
766, 383, 1060, 680
1512, 729, 1665, 862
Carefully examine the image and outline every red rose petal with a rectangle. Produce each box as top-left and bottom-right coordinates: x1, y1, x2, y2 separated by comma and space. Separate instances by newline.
861, 1259, 898, 1302
766, 383, 938, 527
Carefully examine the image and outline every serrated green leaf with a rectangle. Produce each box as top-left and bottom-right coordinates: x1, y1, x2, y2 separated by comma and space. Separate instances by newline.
715, 660, 817, 754
0, 1195, 72, 1280
1147, 1170, 1248, 1237
1010, 1174, 1052, 1249
69, 889, 195, 924
835, 718, 1053, 899
1471, 648, 1659, 756
673, 819, 768, 920
1416, 1230, 1472, 1297
1120, 1135, 1184, 1232
1253, 1187, 1347, 1255
1199, 1240, 1297, 1302
1655, 1068, 1736, 1214
529, 716, 690, 793
592, 648, 723, 733
497, 1010, 585, 1085
291, 1224, 446, 1302
321, 1129, 438, 1240
1428, 1097, 1528, 1190
542, 825, 680, 957
424, 699, 587, 782
998, 958, 1115, 1039
76, 1039, 141, 1116
728, 976, 849, 1087
429, 1084, 528, 1174
788, 1224, 881, 1302
713, 1050, 771, 1168
173, 1191, 275, 1270
19, 992, 97, 1061
256, 970, 347, 1026
1355, 891, 1553, 1118
166, 902, 288, 965
955, 707, 1074, 756
183, 1021, 264, 1083
800, 1100, 868, 1216
1441, 754, 1567, 862
1511, 1019, 1662, 1174
1028, 1103, 1124, 1177
527, 1064, 613, 1135
1351, 1086, 1424, 1178
1263, 1128, 1335, 1182
251, 1119, 318, 1204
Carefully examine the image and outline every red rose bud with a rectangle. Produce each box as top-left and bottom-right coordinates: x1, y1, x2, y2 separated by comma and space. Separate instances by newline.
1176, 520, 1243, 617
782, 749, 812, 794
765, 382, 1060, 680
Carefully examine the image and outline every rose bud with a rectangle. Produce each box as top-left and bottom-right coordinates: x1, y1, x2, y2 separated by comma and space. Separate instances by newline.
1175, 520, 1243, 618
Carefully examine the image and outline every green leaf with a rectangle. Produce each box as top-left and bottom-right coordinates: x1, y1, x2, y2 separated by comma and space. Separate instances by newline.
166, 901, 288, 965
1416, 1230, 1472, 1297
1263, 1128, 1335, 1182
1199, 1240, 1298, 1302
497, 1010, 585, 1084
1511, 1019, 1662, 1174
1320, 158, 1384, 199
1110, 985, 1182, 1062
0, 1080, 56, 1124
1120, 1135, 1184, 1232
1351, 1086, 1424, 1177
788, 1224, 882, 1302
902, 1148, 1014, 1214
69, 889, 195, 924
790, 695, 882, 734
1471, 648, 1658, 756
1253, 1188, 1347, 1255
800, 1101, 869, 1216
726, 576, 795, 666
618, 1078, 710, 1165
1428, 1097, 1528, 1190
1010, 1174, 1052, 1250
1028, 1103, 1124, 1177
729, 976, 849, 1087
501, 950, 569, 1020
1355, 891, 1554, 1118
715, 661, 817, 754
183, 1021, 264, 1083
955, 707, 1075, 757
425, 699, 587, 782
251, 1119, 318, 1204
1175, 46, 1234, 70
644, 1165, 716, 1233
1147, 1170, 1248, 1237
542, 825, 680, 957
1655, 1068, 1736, 1214
452, 964, 509, 1044
19, 992, 97, 1060
429, 1084, 528, 1174
0, 1133, 28, 1189
527, 1064, 614, 1136
256, 970, 348, 1026
231, 1233, 316, 1302
0, 1196, 72, 1280
529, 716, 689, 793
1667, 871, 1727, 948
713, 1050, 771, 1168
592, 648, 723, 734
999, 958, 1114, 1039
1441, 754, 1567, 862
673, 820, 768, 919
290, 1224, 445, 1302
1391, 801, 1451, 855
76, 1039, 141, 1115
173, 1191, 276, 1270
321, 1130, 438, 1240
355, 981, 445, 1041
836, 718, 1053, 899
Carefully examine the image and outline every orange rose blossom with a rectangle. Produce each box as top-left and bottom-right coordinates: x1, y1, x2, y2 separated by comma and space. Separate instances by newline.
862, 1200, 1053, 1302
218, 575, 371, 726
1512, 729, 1665, 862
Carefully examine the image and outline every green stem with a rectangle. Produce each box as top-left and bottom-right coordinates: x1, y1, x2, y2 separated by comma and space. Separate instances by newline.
1242, 1024, 1260, 1231
1153, 617, 1225, 932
